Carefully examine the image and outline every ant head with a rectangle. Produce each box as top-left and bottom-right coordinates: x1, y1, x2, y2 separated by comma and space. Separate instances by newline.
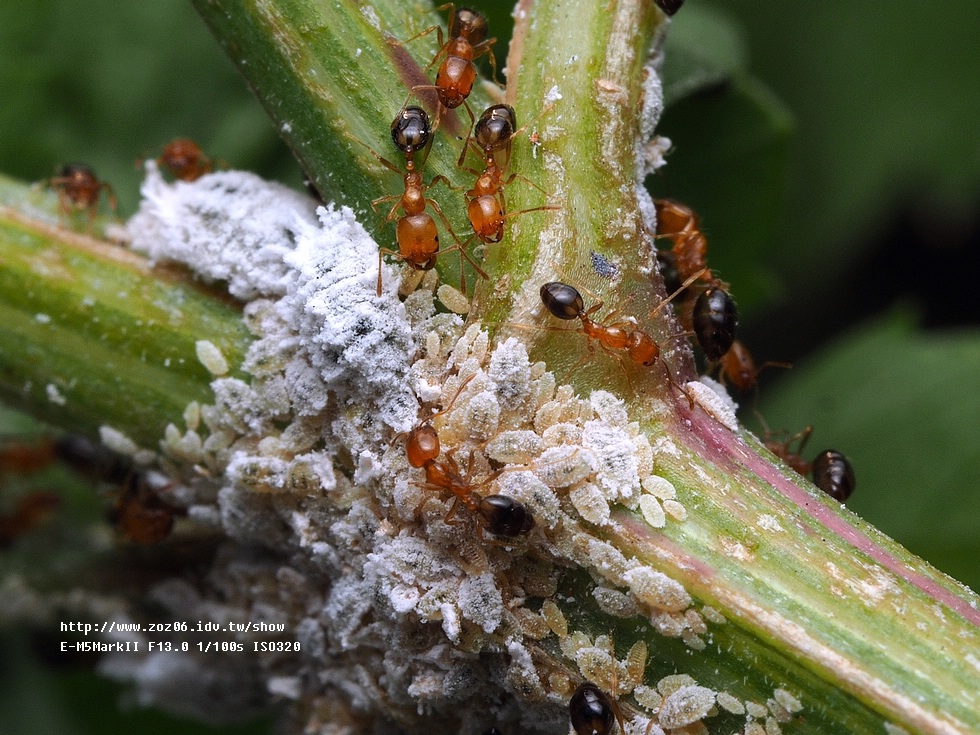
452, 8, 488, 45
541, 282, 585, 320
57, 162, 96, 182
812, 450, 855, 502
474, 104, 516, 152
569, 682, 616, 735
391, 106, 432, 156
478, 495, 534, 537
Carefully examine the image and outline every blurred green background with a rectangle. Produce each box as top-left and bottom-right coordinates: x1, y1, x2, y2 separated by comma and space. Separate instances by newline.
1, 0, 977, 732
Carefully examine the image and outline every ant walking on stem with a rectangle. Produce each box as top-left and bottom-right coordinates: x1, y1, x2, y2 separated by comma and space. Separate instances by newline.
363, 106, 487, 295
653, 199, 738, 361
458, 103, 559, 246
538, 269, 708, 404
763, 425, 856, 502
46, 163, 117, 229
394, 5, 499, 131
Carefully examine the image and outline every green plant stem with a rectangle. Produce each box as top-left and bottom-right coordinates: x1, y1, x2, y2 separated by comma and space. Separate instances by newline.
0, 174, 251, 447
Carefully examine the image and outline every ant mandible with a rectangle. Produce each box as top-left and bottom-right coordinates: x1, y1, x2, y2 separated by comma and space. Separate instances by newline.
458, 104, 558, 245
397, 5, 498, 130
365, 106, 487, 295
47, 163, 117, 228
402, 380, 535, 539
155, 138, 214, 182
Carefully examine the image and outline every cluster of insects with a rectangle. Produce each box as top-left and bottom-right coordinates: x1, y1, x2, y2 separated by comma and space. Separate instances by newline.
364, 4, 559, 296
0, 434, 179, 547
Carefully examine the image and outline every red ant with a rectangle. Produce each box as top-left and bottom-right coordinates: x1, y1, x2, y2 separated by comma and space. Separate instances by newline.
653, 199, 738, 361
458, 104, 558, 245
365, 106, 487, 295
764, 426, 856, 502
155, 138, 214, 182
717, 339, 791, 393
402, 380, 535, 539
47, 163, 117, 228
0, 439, 61, 547
538, 268, 706, 402
0, 435, 177, 544
397, 5, 498, 130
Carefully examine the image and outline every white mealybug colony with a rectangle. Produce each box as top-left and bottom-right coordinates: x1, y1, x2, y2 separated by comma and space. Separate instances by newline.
0, 159, 806, 735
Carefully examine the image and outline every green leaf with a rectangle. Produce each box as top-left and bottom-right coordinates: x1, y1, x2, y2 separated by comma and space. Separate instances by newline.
0, 0, 290, 216
661, 4, 748, 107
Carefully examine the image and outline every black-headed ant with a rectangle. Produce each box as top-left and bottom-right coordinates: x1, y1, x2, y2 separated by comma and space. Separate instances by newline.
653, 199, 738, 361
538, 268, 706, 403
397, 5, 498, 130
764, 427, 855, 502
402, 379, 535, 539
458, 103, 558, 246
364, 106, 487, 295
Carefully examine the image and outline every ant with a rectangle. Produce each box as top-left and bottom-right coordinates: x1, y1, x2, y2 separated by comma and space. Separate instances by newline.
764, 426, 856, 502
403, 380, 535, 539
567, 633, 647, 735
398, 5, 498, 130
653, 199, 738, 361
458, 103, 558, 245
47, 163, 117, 228
365, 106, 487, 296
692, 286, 738, 362
538, 268, 706, 401
717, 339, 791, 394
0, 434, 178, 544
155, 138, 214, 182
0, 439, 61, 547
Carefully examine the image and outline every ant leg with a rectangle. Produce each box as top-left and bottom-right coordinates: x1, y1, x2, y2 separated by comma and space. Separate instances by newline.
650, 267, 709, 319
390, 23, 444, 62
662, 360, 695, 411
451, 235, 488, 295
472, 37, 502, 87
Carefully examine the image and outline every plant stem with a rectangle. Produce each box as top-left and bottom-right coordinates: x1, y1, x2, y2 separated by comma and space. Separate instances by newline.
0, 174, 251, 447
